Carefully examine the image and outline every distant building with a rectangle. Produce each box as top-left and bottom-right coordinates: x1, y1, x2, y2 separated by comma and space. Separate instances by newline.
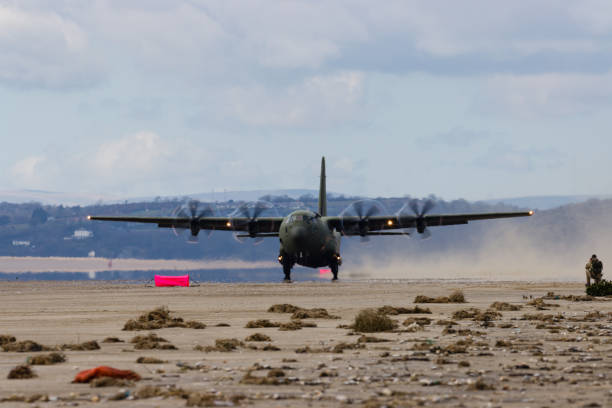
73, 229, 94, 240
12, 240, 30, 247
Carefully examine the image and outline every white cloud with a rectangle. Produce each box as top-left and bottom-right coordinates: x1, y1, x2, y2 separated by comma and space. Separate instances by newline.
477, 72, 612, 117
224, 71, 365, 126
10, 155, 47, 188
0, 4, 102, 89
92, 131, 166, 175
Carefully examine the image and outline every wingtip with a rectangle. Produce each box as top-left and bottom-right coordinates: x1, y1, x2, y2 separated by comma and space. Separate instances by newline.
87, 215, 92, 220
528, 210, 535, 216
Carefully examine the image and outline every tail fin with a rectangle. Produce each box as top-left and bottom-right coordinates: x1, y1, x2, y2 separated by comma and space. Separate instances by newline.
318, 157, 327, 216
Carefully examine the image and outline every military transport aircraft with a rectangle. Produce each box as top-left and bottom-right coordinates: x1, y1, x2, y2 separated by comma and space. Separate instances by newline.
89, 157, 533, 281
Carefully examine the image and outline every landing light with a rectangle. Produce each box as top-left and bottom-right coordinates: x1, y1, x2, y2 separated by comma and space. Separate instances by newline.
528, 210, 534, 216
387, 219, 393, 226
226, 221, 232, 227
87, 215, 91, 220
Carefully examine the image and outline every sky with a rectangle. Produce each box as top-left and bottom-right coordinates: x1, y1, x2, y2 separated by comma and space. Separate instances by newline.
2, 1, 612, 202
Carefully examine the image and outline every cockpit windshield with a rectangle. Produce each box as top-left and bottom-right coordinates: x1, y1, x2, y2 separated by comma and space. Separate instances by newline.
290, 213, 315, 223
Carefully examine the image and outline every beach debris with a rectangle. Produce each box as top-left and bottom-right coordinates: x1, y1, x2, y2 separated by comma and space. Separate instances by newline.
268, 303, 339, 319
466, 377, 496, 391
131, 333, 177, 350
527, 298, 560, 309
291, 308, 340, 319
102, 337, 124, 343
332, 342, 364, 353
90, 377, 132, 387
0, 335, 16, 345
7, 365, 37, 379
245, 319, 281, 328
452, 308, 482, 319
240, 369, 288, 385
195, 338, 243, 352
60, 340, 100, 351
2, 340, 51, 352
268, 304, 301, 313
245, 333, 272, 342
279, 320, 317, 331
402, 317, 432, 326
353, 309, 397, 332
414, 290, 466, 304
136, 356, 166, 364
520, 313, 564, 322
490, 302, 522, 311
135, 385, 189, 399
72, 366, 141, 383
0, 394, 47, 403
123, 306, 206, 331
377, 305, 432, 315
357, 335, 390, 343
27, 352, 66, 365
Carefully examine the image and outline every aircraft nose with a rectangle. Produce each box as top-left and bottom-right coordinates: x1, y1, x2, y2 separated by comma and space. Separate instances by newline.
290, 226, 307, 245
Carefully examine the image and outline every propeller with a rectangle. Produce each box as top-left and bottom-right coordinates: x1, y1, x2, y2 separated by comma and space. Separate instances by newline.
397, 199, 435, 239
229, 201, 276, 244
172, 200, 215, 243
340, 200, 384, 242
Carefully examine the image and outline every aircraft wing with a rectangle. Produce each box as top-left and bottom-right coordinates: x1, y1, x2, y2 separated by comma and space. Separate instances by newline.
326, 210, 533, 235
88, 215, 284, 233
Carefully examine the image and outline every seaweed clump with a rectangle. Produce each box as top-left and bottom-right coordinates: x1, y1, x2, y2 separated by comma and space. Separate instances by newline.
60, 341, 100, 351
377, 305, 432, 315
136, 357, 166, 364
353, 309, 397, 333
490, 302, 522, 311
131, 333, 177, 350
195, 338, 243, 352
414, 290, 466, 304
0, 335, 16, 346
27, 352, 66, 365
240, 369, 288, 385
268, 304, 339, 319
2, 340, 50, 353
7, 365, 37, 379
245, 333, 271, 342
123, 307, 206, 331
245, 319, 281, 328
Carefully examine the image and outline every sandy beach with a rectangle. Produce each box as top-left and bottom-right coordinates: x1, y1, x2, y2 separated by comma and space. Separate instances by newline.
1, 281, 611, 407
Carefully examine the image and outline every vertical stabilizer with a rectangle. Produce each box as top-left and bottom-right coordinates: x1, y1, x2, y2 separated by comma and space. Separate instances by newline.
319, 157, 327, 216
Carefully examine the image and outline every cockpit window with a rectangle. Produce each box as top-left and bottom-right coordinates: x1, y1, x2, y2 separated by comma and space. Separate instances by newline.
289, 214, 315, 223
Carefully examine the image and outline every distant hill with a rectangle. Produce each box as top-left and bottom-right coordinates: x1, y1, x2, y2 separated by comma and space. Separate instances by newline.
483, 195, 612, 210
0, 189, 318, 206
0, 196, 610, 282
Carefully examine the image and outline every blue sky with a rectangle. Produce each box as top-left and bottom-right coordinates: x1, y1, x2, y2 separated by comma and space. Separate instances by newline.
2, 1, 612, 201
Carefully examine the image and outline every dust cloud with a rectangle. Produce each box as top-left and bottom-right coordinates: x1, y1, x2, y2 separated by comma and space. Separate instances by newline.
345, 204, 612, 282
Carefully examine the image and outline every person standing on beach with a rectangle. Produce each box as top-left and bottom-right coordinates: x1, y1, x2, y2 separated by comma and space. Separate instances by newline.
586, 254, 603, 286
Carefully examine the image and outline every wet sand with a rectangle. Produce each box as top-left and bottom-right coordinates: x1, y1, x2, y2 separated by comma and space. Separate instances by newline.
1, 281, 611, 407
0, 257, 277, 273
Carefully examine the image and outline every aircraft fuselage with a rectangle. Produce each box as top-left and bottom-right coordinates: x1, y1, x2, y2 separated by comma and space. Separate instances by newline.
278, 210, 341, 269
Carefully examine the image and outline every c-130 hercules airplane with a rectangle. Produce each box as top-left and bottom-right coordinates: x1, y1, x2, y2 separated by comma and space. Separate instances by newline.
89, 157, 533, 281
